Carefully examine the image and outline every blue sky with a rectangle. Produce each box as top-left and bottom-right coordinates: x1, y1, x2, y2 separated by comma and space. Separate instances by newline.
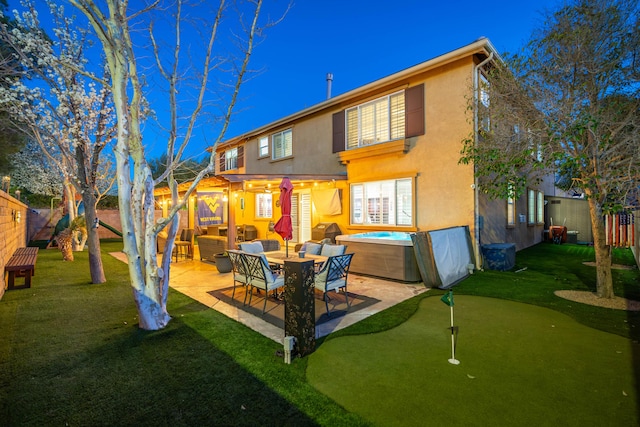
217, 0, 562, 153
9, 0, 563, 161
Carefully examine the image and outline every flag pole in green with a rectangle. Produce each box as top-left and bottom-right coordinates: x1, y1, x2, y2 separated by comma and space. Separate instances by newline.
441, 290, 460, 365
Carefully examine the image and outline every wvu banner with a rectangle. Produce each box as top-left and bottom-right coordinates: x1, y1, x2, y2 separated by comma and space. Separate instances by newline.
197, 192, 224, 226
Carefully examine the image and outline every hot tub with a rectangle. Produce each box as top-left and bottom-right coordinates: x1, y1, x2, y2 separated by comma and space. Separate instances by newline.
336, 232, 421, 282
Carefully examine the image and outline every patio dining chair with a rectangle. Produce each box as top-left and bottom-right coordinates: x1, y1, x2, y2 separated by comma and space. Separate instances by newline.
227, 250, 250, 301
238, 241, 264, 254
314, 253, 354, 316
173, 228, 194, 261
242, 252, 285, 314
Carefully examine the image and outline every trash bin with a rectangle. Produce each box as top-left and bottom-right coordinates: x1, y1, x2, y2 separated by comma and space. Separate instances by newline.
482, 243, 516, 271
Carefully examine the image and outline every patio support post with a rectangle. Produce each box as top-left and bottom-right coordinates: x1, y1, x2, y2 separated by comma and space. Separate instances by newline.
227, 184, 236, 248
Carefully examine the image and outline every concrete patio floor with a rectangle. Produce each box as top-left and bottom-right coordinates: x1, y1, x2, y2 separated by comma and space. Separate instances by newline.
112, 246, 430, 344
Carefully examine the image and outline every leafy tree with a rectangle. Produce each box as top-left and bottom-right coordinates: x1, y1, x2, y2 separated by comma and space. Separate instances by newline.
0, 1, 118, 284
8, 140, 62, 196
0, 0, 26, 173
149, 153, 211, 182
461, 0, 640, 299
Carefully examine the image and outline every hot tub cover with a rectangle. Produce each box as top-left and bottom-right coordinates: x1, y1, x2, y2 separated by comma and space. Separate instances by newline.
411, 226, 475, 289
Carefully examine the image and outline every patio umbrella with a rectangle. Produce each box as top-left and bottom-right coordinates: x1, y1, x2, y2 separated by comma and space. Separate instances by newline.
273, 177, 294, 257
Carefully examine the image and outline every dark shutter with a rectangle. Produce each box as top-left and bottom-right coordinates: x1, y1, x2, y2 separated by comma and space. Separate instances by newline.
332, 110, 345, 153
237, 145, 244, 168
219, 152, 226, 172
405, 84, 425, 138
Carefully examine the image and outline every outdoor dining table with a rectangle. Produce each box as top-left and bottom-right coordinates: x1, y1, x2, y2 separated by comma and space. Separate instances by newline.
265, 250, 327, 268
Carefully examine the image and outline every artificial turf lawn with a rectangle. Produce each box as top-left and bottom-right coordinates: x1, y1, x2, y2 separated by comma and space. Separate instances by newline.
307, 295, 639, 426
0, 241, 366, 426
0, 240, 638, 426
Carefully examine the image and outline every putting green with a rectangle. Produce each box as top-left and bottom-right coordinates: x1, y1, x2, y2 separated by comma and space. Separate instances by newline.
307, 295, 639, 426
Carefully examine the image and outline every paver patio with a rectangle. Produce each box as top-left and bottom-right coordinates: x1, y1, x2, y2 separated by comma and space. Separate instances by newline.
110, 246, 429, 343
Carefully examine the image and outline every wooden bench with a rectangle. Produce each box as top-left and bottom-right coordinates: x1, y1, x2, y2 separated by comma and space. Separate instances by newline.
4, 247, 39, 290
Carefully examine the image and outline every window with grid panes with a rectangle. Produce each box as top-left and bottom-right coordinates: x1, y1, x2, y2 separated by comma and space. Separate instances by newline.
258, 136, 269, 157
537, 191, 544, 224
346, 91, 405, 149
350, 178, 413, 226
272, 129, 292, 159
255, 193, 272, 218
225, 148, 238, 170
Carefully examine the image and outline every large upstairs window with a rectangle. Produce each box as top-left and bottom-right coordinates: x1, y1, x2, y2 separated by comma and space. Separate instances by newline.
332, 84, 424, 154
272, 129, 292, 159
346, 91, 405, 149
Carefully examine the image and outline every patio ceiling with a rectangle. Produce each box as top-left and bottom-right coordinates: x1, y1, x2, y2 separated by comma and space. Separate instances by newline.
153, 173, 347, 197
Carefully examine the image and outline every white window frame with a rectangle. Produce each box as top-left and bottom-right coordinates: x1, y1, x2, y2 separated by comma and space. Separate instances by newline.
350, 178, 413, 226
537, 191, 544, 224
225, 147, 238, 171
272, 129, 292, 160
528, 189, 536, 225
507, 183, 516, 227
255, 193, 272, 218
258, 136, 269, 157
346, 91, 405, 150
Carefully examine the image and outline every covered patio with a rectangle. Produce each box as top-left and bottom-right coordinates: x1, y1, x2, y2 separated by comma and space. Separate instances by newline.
143, 245, 429, 343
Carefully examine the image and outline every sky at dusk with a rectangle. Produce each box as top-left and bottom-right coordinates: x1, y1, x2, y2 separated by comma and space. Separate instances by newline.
219, 0, 563, 153
9, 0, 564, 161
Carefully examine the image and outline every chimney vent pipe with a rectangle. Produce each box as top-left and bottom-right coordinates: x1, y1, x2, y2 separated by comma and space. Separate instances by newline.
326, 73, 333, 99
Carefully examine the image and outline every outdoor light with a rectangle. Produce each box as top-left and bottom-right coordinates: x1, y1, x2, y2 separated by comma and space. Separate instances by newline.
1, 176, 9, 192
93, 217, 99, 229
283, 336, 295, 364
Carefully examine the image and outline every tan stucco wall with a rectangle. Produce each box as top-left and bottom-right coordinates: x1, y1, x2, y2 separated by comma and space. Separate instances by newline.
243, 114, 346, 176
341, 57, 477, 238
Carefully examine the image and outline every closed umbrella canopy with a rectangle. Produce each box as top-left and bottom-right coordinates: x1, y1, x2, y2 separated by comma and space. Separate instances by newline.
274, 177, 294, 254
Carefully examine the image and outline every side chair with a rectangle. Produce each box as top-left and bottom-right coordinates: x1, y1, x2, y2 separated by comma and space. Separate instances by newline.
242, 252, 285, 314
314, 253, 355, 316
227, 250, 249, 301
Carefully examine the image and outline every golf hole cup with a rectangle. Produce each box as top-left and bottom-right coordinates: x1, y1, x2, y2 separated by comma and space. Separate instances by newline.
298, 250, 305, 258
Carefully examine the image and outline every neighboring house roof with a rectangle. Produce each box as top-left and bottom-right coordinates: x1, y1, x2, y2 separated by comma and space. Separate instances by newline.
214, 37, 501, 151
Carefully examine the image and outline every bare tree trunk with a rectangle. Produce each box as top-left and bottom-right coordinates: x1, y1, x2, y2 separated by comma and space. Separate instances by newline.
81, 193, 106, 284
585, 190, 614, 298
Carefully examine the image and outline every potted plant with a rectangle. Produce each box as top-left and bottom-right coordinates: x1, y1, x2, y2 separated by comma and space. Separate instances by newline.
213, 252, 232, 273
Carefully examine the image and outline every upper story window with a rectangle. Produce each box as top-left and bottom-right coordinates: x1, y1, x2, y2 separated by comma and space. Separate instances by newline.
225, 148, 238, 170
346, 91, 405, 149
332, 84, 424, 154
350, 178, 413, 226
219, 145, 243, 172
272, 129, 293, 159
258, 136, 269, 157
479, 73, 490, 107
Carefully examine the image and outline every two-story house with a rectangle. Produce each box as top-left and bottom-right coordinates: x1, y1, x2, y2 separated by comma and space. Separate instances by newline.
156, 37, 554, 270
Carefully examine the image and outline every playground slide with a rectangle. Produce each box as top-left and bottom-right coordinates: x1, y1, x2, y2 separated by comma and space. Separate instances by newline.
50, 215, 123, 240
99, 220, 123, 237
